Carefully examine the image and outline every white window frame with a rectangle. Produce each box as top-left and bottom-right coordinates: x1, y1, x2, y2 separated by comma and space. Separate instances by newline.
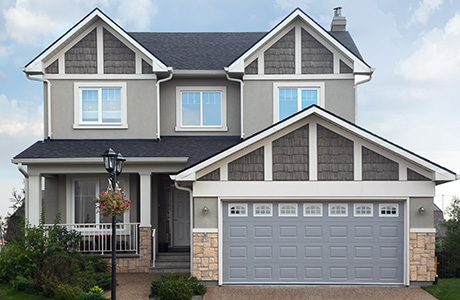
253, 203, 273, 217
273, 82, 325, 122
175, 86, 227, 131
303, 203, 323, 217
228, 203, 248, 217
278, 203, 298, 217
328, 203, 348, 217
353, 204, 373, 217
74, 82, 127, 129
379, 204, 399, 217
71, 176, 130, 229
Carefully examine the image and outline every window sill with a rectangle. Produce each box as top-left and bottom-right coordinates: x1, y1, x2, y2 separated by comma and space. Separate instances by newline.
73, 124, 128, 129
175, 126, 228, 132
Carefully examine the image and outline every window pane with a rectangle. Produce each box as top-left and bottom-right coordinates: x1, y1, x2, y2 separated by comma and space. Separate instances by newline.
102, 88, 121, 123
301, 89, 318, 109
202, 92, 221, 126
75, 180, 96, 223
82, 90, 99, 122
182, 92, 200, 126
279, 88, 298, 120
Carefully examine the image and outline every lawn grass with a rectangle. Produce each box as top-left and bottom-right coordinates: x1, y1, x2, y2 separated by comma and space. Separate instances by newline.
0, 284, 50, 300
422, 278, 460, 300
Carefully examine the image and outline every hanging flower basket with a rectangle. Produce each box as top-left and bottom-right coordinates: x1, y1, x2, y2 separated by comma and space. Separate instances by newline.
94, 190, 131, 218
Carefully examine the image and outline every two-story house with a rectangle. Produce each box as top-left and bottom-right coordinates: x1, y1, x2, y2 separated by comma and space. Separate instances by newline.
13, 7, 457, 286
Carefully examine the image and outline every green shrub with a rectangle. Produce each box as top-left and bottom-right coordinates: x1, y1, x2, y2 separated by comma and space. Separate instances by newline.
188, 276, 207, 296
11, 276, 35, 294
76, 286, 106, 300
54, 283, 84, 300
158, 277, 194, 300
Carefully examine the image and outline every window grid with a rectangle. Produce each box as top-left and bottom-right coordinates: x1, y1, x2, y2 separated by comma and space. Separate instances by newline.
354, 204, 373, 217
329, 204, 348, 216
379, 204, 399, 217
80, 88, 122, 124
278, 87, 319, 120
229, 204, 248, 217
279, 203, 298, 217
303, 204, 322, 216
181, 91, 222, 127
253, 204, 273, 217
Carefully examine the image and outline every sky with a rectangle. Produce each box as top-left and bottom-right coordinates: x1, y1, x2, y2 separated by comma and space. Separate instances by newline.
0, 0, 459, 219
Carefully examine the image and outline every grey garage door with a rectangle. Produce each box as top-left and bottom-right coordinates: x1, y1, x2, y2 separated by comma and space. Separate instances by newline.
222, 201, 404, 285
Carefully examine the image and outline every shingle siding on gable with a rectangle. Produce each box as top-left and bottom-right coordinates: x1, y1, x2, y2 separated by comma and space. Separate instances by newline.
228, 147, 264, 181
142, 59, 153, 74
273, 125, 309, 181
264, 29, 295, 74
362, 147, 399, 181
407, 168, 430, 181
65, 28, 97, 74
301, 29, 333, 74
103, 28, 135, 74
245, 58, 258, 74
340, 60, 353, 74
317, 124, 353, 181
45, 59, 59, 74
198, 168, 220, 181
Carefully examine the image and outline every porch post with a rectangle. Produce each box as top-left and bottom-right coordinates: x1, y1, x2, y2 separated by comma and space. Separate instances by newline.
28, 174, 42, 225
139, 172, 151, 227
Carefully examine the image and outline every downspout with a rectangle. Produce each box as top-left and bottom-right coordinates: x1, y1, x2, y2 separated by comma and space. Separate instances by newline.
174, 181, 193, 275
155, 67, 174, 140
224, 68, 244, 139
353, 69, 374, 123
25, 73, 52, 139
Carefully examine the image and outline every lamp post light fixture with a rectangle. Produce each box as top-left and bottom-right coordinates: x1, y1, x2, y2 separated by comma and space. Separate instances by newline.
102, 148, 125, 300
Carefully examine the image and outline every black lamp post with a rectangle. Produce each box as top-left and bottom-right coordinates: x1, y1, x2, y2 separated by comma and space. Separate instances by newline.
102, 148, 125, 300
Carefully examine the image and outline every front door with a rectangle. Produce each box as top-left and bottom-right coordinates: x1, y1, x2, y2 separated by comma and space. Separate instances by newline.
172, 189, 190, 247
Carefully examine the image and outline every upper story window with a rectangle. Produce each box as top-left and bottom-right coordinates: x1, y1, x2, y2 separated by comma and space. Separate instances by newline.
273, 82, 325, 122
74, 82, 127, 129
176, 86, 227, 131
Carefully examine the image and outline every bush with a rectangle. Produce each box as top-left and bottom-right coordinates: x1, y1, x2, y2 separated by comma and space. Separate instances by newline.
151, 274, 207, 299
11, 276, 35, 294
76, 285, 106, 300
54, 283, 84, 300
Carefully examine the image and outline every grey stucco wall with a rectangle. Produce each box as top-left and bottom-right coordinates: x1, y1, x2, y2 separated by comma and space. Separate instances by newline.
49, 79, 157, 139
194, 197, 218, 228
243, 79, 355, 136
44, 175, 67, 224
410, 197, 434, 228
160, 78, 240, 136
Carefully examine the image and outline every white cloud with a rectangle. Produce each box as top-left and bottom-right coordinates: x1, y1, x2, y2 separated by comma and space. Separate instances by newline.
409, 0, 443, 25
0, 94, 42, 137
115, 0, 158, 31
274, 0, 314, 10
398, 11, 460, 83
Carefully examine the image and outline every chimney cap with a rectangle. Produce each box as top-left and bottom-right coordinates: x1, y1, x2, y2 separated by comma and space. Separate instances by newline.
333, 7, 343, 17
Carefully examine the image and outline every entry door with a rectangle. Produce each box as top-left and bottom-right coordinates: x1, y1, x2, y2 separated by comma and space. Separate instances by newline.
172, 189, 190, 247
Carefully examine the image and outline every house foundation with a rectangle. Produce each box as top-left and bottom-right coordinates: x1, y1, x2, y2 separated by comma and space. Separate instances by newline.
193, 232, 218, 281
409, 232, 435, 283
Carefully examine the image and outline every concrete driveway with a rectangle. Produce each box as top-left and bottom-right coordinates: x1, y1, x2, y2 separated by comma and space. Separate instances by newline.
203, 285, 437, 300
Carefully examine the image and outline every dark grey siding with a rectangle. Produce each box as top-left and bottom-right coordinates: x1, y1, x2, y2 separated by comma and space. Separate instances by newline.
264, 29, 295, 74
142, 59, 153, 74
362, 147, 399, 181
340, 60, 353, 74
45, 59, 58, 74
245, 58, 258, 74
273, 125, 309, 181
65, 29, 97, 74
103, 28, 135, 74
301, 29, 333, 74
228, 147, 264, 181
317, 125, 353, 181
407, 168, 430, 181
198, 168, 220, 181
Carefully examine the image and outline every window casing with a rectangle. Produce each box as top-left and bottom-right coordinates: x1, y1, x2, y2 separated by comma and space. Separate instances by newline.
279, 203, 298, 217
354, 204, 373, 217
253, 204, 273, 217
379, 204, 399, 217
303, 203, 323, 217
74, 82, 127, 128
176, 86, 227, 131
329, 204, 348, 216
228, 203, 247, 217
273, 82, 325, 122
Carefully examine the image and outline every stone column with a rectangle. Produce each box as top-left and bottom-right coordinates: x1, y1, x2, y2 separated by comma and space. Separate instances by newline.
409, 231, 436, 282
193, 232, 218, 281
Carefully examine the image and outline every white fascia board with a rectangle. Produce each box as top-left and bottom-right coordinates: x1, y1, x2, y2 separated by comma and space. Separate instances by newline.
24, 9, 168, 74
227, 9, 372, 75
12, 157, 188, 165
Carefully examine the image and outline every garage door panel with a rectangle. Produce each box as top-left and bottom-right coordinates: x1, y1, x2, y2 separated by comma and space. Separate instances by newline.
223, 201, 404, 284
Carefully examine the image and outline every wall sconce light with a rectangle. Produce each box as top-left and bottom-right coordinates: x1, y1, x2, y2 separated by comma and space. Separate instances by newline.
202, 206, 209, 215
419, 206, 425, 215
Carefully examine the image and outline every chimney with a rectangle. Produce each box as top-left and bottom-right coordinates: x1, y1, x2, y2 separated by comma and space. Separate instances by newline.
330, 7, 346, 31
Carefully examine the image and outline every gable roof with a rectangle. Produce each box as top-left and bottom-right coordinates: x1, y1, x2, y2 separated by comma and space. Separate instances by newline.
173, 105, 456, 183
227, 8, 372, 74
23, 8, 168, 74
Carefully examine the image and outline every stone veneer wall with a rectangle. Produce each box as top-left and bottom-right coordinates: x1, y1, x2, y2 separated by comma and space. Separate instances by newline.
409, 232, 435, 282
193, 232, 218, 281
105, 227, 152, 273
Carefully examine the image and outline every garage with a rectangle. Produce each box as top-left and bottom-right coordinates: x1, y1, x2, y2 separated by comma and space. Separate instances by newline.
222, 201, 404, 285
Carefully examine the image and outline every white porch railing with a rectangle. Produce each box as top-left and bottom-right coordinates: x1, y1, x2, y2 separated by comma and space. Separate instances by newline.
44, 223, 140, 255
152, 228, 156, 267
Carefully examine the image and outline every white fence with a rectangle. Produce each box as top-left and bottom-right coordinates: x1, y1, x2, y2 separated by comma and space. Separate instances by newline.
44, 223, 140, 255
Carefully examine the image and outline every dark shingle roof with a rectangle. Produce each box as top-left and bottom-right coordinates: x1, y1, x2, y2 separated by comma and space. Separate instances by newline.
14, 137, 241, 167
129, 31, 364, 70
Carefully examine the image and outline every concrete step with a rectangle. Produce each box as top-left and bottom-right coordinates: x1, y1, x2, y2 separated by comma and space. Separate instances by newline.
149, 267, 191, 274
155, 260, 190, 268
150, 252, 191, 273
156, 254, 190, 262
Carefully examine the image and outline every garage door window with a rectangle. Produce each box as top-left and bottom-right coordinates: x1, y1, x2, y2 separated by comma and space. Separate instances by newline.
354, 204, 373, 217
329, 204, 348, 216
229, 203, 247, 216
303, 204, 322, 216
254, 204, 273, 216
279, 203, 297, 216
379, 204, 398, 217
